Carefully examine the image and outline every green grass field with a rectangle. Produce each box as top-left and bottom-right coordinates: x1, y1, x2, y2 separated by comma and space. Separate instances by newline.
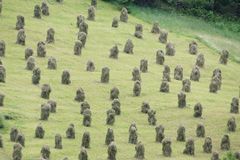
0, 0, 240, 159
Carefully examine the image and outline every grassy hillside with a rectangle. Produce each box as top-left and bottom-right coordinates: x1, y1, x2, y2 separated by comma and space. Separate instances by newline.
0, 0, 240, 160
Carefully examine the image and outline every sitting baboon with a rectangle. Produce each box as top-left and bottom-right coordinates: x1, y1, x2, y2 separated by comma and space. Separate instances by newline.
132, 67, 141, 81
46, 28, 55, 43
87, 6, 95, 21
220, 134, 230, 150
41, 84, 51, 99
147, 109, 156, 125
80, 101, 90, 114
41, 2, 49, 16
135, 141, 145, 159
124, 39, 134, 54
155, 125, 165, 143
182, 79, 191, 92
86, 60, 95, 72
101, 67, 110, 83
183, 139, 195, 156
37, 41, 46, 57
81, 131, 90, 148
159, 30, 168, 43
112, 17, 118, 28
83, 109, 92, 127
0, 40, 6, 57
16, 15, 25, 30
219, 50, 229, 65
108, 141, 117, 160
203, 137, 212, 153
66, 124, 75, 139
134, 24, 143, 39
55, 134, 62, 149
35, 124, 45, 139
166, 42, 175, 56
156, 50, 165, 65
190, 65, 200, 81
174, 65, 183, 80
25, 48, 33, 60
112, 99, 121, 115
120, 7, 128, 22
151, 22, 160, 34
196, 123, 205, 137
189, 41, 198, 55
140, 59, 148, 73
162, 138, 172, 157
110, 87, 119, 100
133, 80, 141, 96
79, 147, 88, 160
106, 109, 116, 125
129, 123, 138, 144
47, 57, 57, 69
193, 103, 202, 118
177, 126, 185, 142
105, 128, 114, 145
109, 45, 119, 59
34, 5, 41, 18
141, 101, 150, 113
75, 88, 85, 102
41, 145, 50, 160
16, 29, 26, 45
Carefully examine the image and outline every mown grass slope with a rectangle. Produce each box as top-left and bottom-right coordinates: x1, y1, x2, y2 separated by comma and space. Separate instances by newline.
0, 0, 239, 160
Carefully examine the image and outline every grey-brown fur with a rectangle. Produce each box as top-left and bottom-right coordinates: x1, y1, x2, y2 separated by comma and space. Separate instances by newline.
37, 41, 46, 57
112, 17, 118, 28
162, 138, 172, 157
183, 139, 195, 156
83, 109, 92, 127
15, 132, 25, 147
196, 123, 205, 137
40, 103, 50, 120
134, 24, 143, 39
129, 123, 138, 144
61, 70, 71, 85
73, 40, 83, 56
12, 143, 22, 160
193, 103, 202, 118
196, 53, 205, 68
141, 101, 150, 113
0, 65, 5, 83
166, 42, 175, 56
66, 124, 75, 139
10, 127, 19, 142
110, 87, 119, 100
109, 45, 119, 59
108, 141, 117, 160
135, 141, 145, 159
178, 91, 186, 108
0, 134, 3, 148
91, 0, 97, 7
0, 40, 6, 57
25, 48, 33, 60
155, 125, 165, 143
86, 60, 95, 72
79, 147, 88, 160
133, 80, 141, 96
101, 67, 110, 83
211, 152, 220, 160
112, 99, 121, 115
159, 31, 168, 43
174, 65, 183, 80
32, 67, 41, 85
177, 126, 185, 142
41, 84, 51, 99
75, 88, 85, 102
41, 145, 50, 160
87, 6, 95, 21
147, 109, 156, 125
26, 56, 35, 70
16, 29, 26, 45
106, 109, 115, 125
160, 81, 169, 93
47, 100, 57, 113
34, 5, 41, 18
124, 39, 134, 54
46, 28, 55, 43
151, 22, 160, 34
140, 59, 148, 73
156, 50, 165, 65
105, 128, 114, 145
120, 7, 128, 22
230, 97, 239, 113
55, 134, 62, 149
79, 21, 88, 34
81, 131, 90, 148
227, 117, 236, 132
162, 65, 171, 82
16, 15, 25, 30
78, 32, 87, 47
0, 93, 4, 106
190, 65, 200, 81
189, 41, 198, 55
203, 137, 212, 153
77, 15, 85, 28
219, 50, 229, 65
35, 124, 45, 139
132, 67, 141, 81
80, 101, 90, 114
221, 134, 230, 150
48, 57, 57, 69
41, 2, 49, 16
